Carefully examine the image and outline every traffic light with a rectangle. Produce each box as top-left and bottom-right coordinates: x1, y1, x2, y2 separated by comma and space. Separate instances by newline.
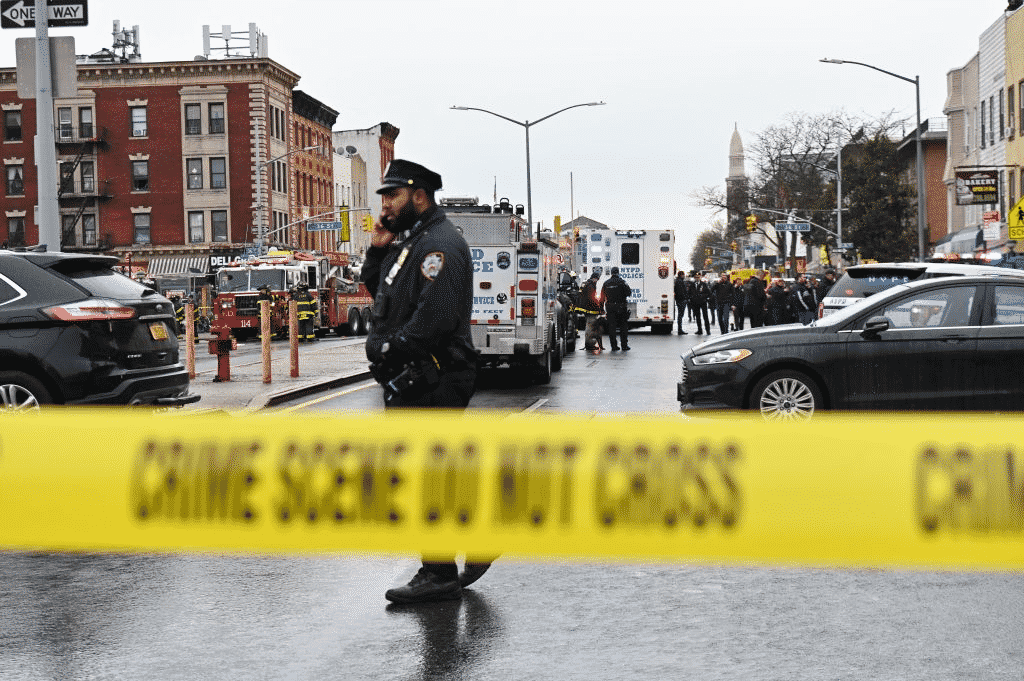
705, 248, 711, 257
730, 241, 738, 252
745, 214, 758, 232
362, 215, 374, 232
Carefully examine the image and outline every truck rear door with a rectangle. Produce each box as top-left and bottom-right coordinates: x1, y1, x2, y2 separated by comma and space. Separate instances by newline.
471, 246, 516, 352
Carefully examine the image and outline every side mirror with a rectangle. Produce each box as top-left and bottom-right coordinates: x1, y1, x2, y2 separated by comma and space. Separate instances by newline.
861, 316, 890, 337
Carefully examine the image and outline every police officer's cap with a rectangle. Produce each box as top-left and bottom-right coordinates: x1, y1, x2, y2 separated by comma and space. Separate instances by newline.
377, 159, 443, 194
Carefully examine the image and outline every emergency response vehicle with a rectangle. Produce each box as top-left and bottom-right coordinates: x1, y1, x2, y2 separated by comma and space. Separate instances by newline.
211, 250, 372, 340
573, 227, 676, 333
443, 198, 566, 383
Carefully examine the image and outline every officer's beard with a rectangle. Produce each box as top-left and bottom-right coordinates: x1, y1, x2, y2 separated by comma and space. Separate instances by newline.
384, 199, 420, 234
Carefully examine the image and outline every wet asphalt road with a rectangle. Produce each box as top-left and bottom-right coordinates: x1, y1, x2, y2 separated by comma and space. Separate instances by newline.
3, 327, 1023, 680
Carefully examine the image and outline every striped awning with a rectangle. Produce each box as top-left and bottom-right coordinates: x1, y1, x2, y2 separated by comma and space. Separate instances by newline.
147, 256, 209, 275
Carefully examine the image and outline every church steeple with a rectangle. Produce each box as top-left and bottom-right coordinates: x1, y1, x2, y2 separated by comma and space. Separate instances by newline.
728, 123, 745, 181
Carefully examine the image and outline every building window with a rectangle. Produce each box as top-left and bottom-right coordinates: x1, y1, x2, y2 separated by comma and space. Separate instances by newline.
211, 209, 228, 242
1020, 80, 1024, 137
187, 158, 203, 189
57, 107, 73, 139
133, 213, 150, 243
82, 214, 96, 245
188, 211, 204, 243
999, 89, 1005, 140
62, 214, 77, 239
59, 162, 75, 194
990, 96, 995, 145
209, 103, 225, 134
132, 160, 149, 191
1009, 86, 1016, 137
981, 100, 987, 149
210, 157, 226, 189
4, 111, 21, 141
79, 108, 93, 139
185, 104, 201, 135
81, 161, 94, 192
131, 106, 147, 137
6, 165, 24, 195
7, 217, 25, 247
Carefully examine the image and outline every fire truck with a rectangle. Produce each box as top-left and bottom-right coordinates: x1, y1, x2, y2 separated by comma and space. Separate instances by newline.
211, 249, 373, 340
443, 197, 567, 383
572, 227, 676, 334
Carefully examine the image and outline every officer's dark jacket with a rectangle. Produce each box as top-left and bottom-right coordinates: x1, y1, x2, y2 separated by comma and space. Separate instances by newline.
577, 278, 604, 314
361, 206, 475, 367
601, 275, 631, 313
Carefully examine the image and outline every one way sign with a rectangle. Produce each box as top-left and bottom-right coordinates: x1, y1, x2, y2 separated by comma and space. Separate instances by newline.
1, 0, 88, 29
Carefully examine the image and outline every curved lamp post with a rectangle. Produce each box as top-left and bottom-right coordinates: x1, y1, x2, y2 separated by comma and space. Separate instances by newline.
821, 58, 926, 262
451, 101, 605, 235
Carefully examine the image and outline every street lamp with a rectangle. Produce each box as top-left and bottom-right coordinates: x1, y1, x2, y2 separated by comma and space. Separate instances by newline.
254, 143, 326, 254
820, 58, 926, 262
450, 101, 605, 236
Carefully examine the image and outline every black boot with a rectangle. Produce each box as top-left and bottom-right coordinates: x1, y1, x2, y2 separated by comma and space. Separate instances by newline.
385, 566, 462, 604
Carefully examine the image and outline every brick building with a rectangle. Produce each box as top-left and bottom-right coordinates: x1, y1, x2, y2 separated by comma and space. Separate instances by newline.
1, 54, 337, 274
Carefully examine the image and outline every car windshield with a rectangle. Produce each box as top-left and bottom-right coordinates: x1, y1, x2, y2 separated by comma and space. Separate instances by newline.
217, 269, 286, 292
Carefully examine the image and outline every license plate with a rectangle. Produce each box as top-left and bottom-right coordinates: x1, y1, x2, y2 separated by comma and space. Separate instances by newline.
149, 322, 169, 341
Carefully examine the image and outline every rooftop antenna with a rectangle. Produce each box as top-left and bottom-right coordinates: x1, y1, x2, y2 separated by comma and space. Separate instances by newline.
202, 23, 268, 59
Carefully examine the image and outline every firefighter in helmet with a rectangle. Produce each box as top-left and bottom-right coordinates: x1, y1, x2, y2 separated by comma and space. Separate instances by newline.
292, 282, 317, 342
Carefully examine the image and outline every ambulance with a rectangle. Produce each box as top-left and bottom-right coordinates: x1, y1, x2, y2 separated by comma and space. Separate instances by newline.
573, 228, 676, 333
443, 198, 566, 383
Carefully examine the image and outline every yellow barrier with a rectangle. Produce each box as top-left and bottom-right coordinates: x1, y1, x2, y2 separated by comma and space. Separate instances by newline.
0, 410, 1021, 570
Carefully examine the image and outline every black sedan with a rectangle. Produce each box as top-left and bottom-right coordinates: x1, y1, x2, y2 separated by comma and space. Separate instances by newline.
1, 249, 199, 410
678, 275, 1024, 420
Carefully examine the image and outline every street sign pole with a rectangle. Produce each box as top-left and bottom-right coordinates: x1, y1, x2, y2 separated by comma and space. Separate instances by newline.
34, 0, 60, 251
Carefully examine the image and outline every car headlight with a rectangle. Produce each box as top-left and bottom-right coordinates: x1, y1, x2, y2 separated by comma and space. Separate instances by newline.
691, 348, 752, 365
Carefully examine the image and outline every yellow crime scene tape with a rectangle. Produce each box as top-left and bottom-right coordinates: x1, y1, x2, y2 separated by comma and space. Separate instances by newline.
0, 410, 1021, 571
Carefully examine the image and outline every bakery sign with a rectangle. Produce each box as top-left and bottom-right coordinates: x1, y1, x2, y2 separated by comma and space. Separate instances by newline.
954, 170, 999, 206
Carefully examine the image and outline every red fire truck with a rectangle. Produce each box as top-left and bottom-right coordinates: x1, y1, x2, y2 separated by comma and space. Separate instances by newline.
211, 250, 373, 340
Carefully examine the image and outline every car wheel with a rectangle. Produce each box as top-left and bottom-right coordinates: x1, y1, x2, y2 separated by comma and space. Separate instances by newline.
534, 347, 552, 385
750, 370, 821, 421
0, 371, 52, 411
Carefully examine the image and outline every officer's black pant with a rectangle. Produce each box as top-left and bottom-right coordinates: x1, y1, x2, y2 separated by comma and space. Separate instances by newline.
606, 308, 629, 350
693, 303, 710, 333
383, 365, 477, 578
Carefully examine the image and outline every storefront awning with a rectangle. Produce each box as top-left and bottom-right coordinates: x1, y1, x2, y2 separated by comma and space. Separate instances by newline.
147, 256, 209, 275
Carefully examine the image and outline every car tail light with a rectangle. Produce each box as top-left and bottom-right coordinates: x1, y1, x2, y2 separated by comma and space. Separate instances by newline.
519, 279, 538, 292
44, 298, 137, 321
521, 297, 536, 324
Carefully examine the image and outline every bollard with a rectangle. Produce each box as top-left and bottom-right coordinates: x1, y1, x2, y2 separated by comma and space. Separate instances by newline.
289, 300, 299, 378
210, 327, 234, 382
184, 301, 196, 379
260, 299, 272, 384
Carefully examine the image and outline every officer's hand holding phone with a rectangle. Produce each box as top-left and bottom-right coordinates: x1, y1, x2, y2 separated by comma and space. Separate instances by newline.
370, 214, 396, 248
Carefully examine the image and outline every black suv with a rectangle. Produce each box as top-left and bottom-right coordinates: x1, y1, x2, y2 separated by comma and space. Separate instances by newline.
0, 250, 199, 410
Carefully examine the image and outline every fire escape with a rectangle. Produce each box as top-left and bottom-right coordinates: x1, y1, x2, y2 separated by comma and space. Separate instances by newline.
56, 121, 113, 251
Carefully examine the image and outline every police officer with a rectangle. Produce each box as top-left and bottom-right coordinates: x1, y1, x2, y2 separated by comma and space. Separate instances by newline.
292, 282, 317, 342
361, 160, 487, 604
601, 266, 632, 351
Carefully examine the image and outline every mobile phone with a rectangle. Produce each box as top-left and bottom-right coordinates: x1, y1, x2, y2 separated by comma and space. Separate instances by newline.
379, 214, 391, 230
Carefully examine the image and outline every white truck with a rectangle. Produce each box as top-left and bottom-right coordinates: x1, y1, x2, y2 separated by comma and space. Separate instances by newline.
443, 198, 567, 383
573, 227, 676, 334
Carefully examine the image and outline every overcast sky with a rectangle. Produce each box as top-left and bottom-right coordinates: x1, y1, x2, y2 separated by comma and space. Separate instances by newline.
10, 0, 1012, 263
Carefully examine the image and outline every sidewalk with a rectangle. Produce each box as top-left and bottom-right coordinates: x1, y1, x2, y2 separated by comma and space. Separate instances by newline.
180, 337, 372, 413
